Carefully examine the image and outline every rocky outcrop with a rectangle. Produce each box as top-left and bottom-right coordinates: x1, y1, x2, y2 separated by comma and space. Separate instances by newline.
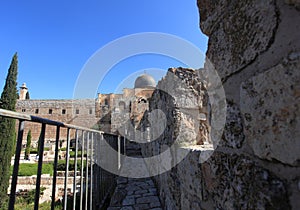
140, 0, 300, 209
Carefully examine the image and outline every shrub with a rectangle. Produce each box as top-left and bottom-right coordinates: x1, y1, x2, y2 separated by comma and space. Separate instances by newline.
69, 151, 86, 158
29, 147, 50, 154
57, 159, 86, 171
24, 130, 31, 160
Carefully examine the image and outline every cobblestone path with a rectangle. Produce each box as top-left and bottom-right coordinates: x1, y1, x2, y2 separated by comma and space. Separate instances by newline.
107, 142, 163, 210
107, 176, 162, 210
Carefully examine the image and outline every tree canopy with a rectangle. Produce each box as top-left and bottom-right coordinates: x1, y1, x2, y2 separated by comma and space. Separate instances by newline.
0, 53, 18, 206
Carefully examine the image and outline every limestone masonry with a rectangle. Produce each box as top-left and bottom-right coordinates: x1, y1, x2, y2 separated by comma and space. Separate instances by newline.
16, 74, 156, 147
14, 1, 300, 209
138, 1, 300, 209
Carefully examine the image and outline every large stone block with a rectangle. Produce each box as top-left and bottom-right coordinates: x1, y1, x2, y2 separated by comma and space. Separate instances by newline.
198, 0, 278, 80
221, 101, 245, 148
202, 152, 289, 209
240, 54, 300, 165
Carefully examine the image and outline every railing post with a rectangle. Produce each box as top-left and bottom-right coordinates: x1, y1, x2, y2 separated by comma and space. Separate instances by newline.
80, 131, 85, 210
0, 108, 119, 210
90, 132, 93, 209
99, 134, 102, 207
9, 120, 25, 210
100, 134, 103, 206
85, 132, 89, 210
72, 129, 79, 210
63, 128, 71, 210
34, 123, 46, 210
51, 126, 60, 210
123, 135, 126, 156
118, 135, 121, 170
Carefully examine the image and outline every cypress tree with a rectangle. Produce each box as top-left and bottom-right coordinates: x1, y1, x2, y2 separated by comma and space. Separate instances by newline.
0, 53, 18, 206
25, 130, 31, 160
37, 130, 42, 157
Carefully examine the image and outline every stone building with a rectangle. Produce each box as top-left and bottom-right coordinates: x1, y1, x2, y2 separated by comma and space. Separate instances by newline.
96, 74, 156, 134
19, 83, 28, 100
16, 74, 156, 147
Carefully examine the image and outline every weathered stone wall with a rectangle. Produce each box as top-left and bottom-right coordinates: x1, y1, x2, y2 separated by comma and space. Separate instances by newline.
16, 99, 99, 143
97, 88, 155, 134
141, 1, 300, 209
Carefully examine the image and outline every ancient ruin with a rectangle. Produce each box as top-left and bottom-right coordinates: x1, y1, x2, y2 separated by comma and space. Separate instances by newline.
12, 1, 300, 209
137, 1, 300, 209
15, 74, 156, 144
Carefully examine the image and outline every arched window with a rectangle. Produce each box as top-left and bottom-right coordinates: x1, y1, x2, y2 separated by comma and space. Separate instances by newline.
138, 97, 147, 104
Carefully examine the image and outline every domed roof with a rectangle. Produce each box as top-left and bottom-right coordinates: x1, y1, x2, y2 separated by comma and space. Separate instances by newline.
134, 74, 156, 89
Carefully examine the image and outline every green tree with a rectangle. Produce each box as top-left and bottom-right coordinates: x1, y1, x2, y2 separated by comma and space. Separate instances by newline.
24, 130, 31, 160
0, 53, 18, 206
37, 131, 42, 157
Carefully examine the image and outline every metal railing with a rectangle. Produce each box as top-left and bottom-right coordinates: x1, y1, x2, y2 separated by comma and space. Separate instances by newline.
0, 108, 125, 210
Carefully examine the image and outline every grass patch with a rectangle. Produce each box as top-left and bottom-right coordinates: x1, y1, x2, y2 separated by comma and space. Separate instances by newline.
10, 159, 87, 176
10, 163, 53, 176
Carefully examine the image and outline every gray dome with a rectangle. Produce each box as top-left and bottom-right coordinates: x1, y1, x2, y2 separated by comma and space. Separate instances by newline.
134, 74, 156, 88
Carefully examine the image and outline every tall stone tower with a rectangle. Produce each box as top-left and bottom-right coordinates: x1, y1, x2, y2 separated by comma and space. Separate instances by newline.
19, 83, 28, 100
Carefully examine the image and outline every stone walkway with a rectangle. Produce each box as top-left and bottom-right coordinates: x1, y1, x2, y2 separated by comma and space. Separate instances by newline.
107, 142, 163, 210
107, 176, 162, 210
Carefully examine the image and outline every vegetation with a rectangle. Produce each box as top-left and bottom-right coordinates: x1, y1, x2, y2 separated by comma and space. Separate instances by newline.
69, 150, 86, 158
37, 131, 42, 156
60, 147, 67, 151
57, 159, 86, 171
14, 187, 62, 210
24, 130, 32, 160
29, 147, 50, 154
16, 187, 46, 204
0, 53, 18, 207
14, 201, 62, 210
10, 160, 86, 176
10, 163, 53, 176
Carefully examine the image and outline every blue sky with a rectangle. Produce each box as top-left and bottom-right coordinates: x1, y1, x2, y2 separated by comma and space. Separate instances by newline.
0, 0, 208, 99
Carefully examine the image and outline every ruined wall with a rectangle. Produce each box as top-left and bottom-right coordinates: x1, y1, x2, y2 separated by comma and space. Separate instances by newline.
97, 88, 155, 134
141, 1, 300, 209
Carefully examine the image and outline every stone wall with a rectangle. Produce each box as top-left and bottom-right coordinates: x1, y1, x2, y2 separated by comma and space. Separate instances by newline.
9, 176, 79, 203
16, 99, 99, 143
141, 1, 300, 209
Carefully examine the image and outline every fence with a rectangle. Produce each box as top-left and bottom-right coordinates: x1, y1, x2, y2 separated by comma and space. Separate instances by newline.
0, 108, 125, 210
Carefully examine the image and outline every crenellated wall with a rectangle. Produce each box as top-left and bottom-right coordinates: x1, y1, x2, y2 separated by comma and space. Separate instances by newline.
141, 1, 300, 209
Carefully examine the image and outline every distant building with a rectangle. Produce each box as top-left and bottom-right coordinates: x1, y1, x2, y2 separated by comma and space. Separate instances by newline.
16, 74, 156, 146
19, 83, 28, 100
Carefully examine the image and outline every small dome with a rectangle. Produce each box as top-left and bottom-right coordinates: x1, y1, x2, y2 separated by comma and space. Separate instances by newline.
134, 74, 156, 89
